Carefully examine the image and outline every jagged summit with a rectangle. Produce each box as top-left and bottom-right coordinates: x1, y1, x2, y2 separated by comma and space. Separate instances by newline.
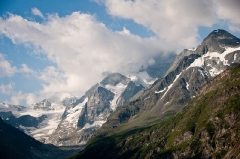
196, 29, 240, 54
33, 99, 52, 111
61, 96, 78, 107
165, 29, 240, 76
206, 29, 239, 41
100, 73, 131, 86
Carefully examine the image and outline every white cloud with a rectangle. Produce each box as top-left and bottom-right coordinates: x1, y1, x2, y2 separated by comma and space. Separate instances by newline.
0, 53, 35, 77
214, 0, 240, 33
0, 12, 169, 103
100, 0, 217, 48
1, 1, 239, 105
31, 7, 44, 18
97, 0, 240, 48
0, 83, 15, 95
19, 64, 35, 76
0, 53, 17, 77
11, 91, 37, 106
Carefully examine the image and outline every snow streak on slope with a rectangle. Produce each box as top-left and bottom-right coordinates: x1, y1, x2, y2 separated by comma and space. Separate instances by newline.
82, 120, 106, 130
160, 72, 183, 99
63, 97, 88, 129
155, 46, 240, 102
188, 47, 240, 77
19, 103, 66, 141
186, 82, 189, 90
155, 87, 166, 94
127, 72, 157, 87
105, 83, 128, 111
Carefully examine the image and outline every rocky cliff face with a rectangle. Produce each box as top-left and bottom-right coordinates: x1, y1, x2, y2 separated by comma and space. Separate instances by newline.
45, 73, 144, 146
74, 58, 240, 159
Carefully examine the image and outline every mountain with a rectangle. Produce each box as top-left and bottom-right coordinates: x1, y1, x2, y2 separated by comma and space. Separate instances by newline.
71, 53, 240, 159
0, 73, 145, 147
0, 97, 73, 143
0, 117, 79, 159
75, 63, 240, 159
0, 51, 175, 147
94, 29, 240, 131
70, 30, 240, 158
45, 73, 144, 146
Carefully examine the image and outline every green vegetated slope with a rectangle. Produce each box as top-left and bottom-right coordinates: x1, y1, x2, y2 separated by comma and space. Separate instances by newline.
72, 64, 240, 159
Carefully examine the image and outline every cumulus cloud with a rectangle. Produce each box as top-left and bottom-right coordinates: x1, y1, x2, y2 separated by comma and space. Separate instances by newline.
214, 0, 240, 32
31, 7, 44, 18
0, 83, 15, 95
1, 1, 239, 105
99, 0, 216, 48
0, 12, 169, 103
0, 53, 17, 77
0, 53, 35, 77
11, 91, 37, 106
96, 0, 240, 48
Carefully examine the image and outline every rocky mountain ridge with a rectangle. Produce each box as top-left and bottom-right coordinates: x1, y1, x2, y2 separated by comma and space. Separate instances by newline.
0, 73, 146, 146
96, 29, 240, 132
72, 47, 240, 159
45, 73, 144, 146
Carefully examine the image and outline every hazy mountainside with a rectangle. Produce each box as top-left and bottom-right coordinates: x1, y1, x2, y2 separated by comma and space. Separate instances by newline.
142, 52, 177, 79
69, 29, 240, 158
0, 117, 78, 159
72, 60, 240, 159
0, 97, 72, 143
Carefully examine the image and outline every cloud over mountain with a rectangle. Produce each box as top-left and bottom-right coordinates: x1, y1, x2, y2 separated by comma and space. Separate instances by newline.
0, 12, 167, 105
0, 0, 239, 105
96, 0, 240, 47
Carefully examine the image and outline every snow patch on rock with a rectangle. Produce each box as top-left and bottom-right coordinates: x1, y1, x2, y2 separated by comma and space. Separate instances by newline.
105, 83, 128, 111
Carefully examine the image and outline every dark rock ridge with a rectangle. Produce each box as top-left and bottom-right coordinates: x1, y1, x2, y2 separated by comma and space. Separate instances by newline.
0, 111, 46, 130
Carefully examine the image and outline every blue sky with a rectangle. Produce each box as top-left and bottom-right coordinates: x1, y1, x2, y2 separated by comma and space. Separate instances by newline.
0, 0, 240, 106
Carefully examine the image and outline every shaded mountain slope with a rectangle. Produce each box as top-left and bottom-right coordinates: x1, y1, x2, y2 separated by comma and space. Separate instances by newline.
0, 118, 78, 159
72, 62, 240, 159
